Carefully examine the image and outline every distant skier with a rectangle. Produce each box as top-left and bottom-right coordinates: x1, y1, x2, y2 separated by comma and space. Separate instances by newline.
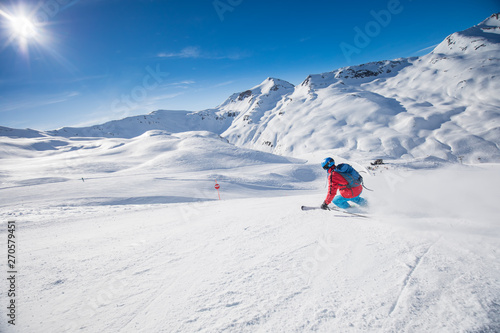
320, 157, 367, 210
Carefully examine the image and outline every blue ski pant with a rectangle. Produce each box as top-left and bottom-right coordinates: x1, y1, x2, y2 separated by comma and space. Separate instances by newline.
332, 194, 367, 209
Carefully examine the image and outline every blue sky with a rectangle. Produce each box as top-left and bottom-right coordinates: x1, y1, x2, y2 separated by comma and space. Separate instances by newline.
0, 0, 498, 130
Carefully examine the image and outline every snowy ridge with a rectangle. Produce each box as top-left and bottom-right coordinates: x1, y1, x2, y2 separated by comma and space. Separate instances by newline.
433, 13, 500, 55
0, 126, 48, 138
45, 109, 236, 139
218, 77, 295, 148
300, 59, 413, 89
217, 77, 295, 110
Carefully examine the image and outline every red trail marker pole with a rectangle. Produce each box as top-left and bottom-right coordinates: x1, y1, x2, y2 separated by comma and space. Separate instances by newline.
214, 180, 221, 200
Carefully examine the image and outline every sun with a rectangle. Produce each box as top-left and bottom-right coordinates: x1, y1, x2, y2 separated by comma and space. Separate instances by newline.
9, 15, 38, 40
0, 6, 47, 54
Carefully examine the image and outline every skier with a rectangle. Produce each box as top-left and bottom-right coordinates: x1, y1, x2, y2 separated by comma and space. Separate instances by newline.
320, 157, 367, 210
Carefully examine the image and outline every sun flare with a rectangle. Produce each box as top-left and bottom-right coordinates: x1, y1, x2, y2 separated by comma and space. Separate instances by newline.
9, 15, 38, 40
0, 6, 47, 54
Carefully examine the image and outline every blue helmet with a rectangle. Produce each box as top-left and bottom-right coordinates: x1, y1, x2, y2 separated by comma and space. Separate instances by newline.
322, 157, 335, 170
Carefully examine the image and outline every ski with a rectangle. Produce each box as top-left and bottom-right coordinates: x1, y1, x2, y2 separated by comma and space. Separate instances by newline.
301, 205, 368, 218
301, 205, 322, 211
330, 206, 369, 218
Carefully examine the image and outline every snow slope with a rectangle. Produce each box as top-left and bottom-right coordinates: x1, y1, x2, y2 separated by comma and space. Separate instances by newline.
4, 191, 500, 333
0, 131, 499, 332
0, 130, 313, 208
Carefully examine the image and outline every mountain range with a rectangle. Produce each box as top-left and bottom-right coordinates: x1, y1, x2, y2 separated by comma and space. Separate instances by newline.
1, 13, 499, 164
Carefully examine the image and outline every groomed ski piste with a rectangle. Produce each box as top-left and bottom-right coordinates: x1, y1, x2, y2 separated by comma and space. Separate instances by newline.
1, 130, 499, 332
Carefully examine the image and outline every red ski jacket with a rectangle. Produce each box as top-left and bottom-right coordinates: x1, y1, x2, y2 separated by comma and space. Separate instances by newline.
324, 167, 363, 205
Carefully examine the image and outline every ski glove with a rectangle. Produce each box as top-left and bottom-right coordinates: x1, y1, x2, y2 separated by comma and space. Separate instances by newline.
321, 202, 330, 210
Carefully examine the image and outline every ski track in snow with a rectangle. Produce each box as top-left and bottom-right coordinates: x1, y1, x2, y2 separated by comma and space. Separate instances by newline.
388, 236, 441, 317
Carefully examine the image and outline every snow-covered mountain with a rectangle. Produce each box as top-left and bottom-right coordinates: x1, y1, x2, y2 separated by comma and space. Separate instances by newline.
2, 14, 500, 165
433, 13, 500, 55
46, 109, 235, 139
219, 13, 500, 163
217, 78, 295, 146
8, 77, 295, 140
